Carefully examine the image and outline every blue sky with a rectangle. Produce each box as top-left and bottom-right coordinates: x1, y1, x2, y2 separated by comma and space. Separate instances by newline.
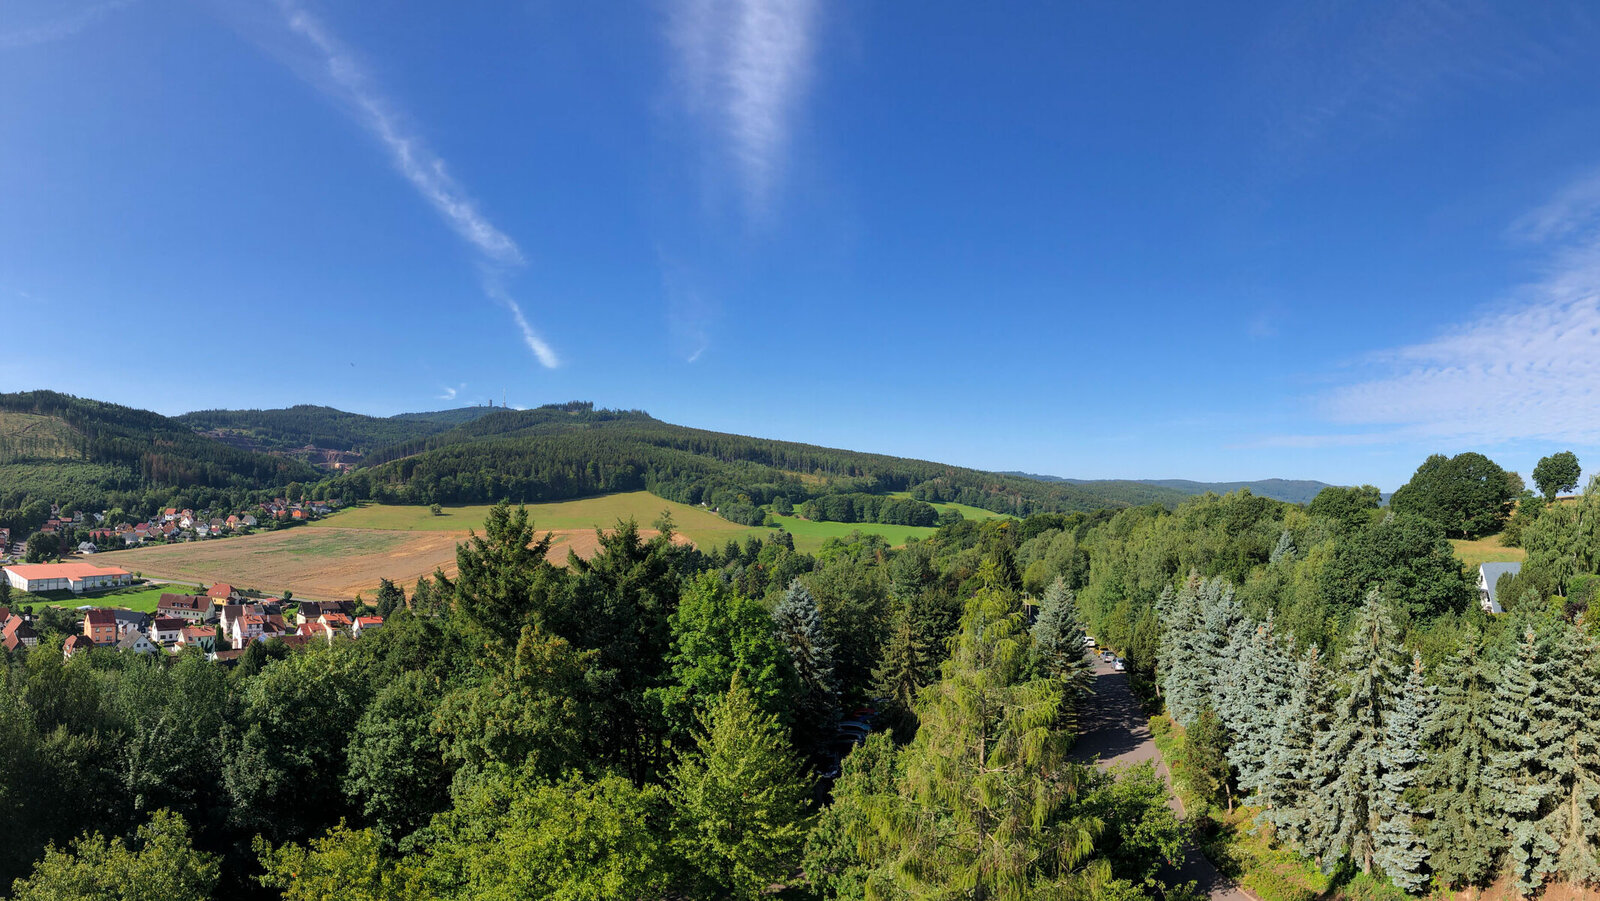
4, 1, 1600, 490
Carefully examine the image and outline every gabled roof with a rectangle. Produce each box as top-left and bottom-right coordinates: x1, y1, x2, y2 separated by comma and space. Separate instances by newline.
206, 583, 234, 598
83, 609, 117, 628
1480, 561, 1522, 611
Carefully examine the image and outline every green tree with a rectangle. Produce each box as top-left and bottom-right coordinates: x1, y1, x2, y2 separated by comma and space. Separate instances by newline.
1258, 645, 1329, 850
1307, 484, 1382, 533
1319, 512, 1472, 621
1533, 451, 1582, 501
669, 678, 813, 900
343, 671, 450, 843
1185, 705, 1233, 811
442, 501, 561, 647
1391, 452, 1518, 538
772, 579, 839, 748
373, 578, 405, 618
1372, 652, 1429, 891
1422, 629, 1503, 888
1030, 576, 1094, 735
11, 810, 218, 901
256, 821, 424, 901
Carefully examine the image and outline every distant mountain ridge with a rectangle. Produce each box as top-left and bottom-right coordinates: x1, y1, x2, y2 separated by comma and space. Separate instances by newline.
1001, 472, 1336, 505
176, 404, 502, 459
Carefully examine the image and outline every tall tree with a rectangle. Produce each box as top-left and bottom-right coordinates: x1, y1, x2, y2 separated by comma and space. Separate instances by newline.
10, 810, 218, 901
1421, 629, 1504, 888
772, 579, 839, 747
1257, 645, 1329, 851
1030, 577, 1095, 734
1372, 652, 1429, 892
1307, 589, 1407, 874
669, 678, 813, 901
1390, 452, 1518, 539
1533, 451, 1582, 501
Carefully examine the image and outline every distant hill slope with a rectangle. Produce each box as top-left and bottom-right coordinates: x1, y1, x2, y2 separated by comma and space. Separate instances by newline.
176, 404, 500, 456
332, 403, 1192, 516
0, 390, 321, 514
1002, 472, 1335, 505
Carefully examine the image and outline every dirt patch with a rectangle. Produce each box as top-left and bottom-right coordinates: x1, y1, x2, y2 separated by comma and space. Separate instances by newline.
106, 526, 690, 601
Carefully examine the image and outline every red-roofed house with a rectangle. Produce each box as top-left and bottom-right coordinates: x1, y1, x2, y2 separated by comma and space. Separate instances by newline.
230, 613, 267, 649
157, 594, 212, 623
319, 612, 353, 634
63, 634, 93, 659
82, 609, 118, 645
351, 616, 384, 639
149, 617, 186, 645
206, 583, 235, 600
297, 621, 335, 645
3, 616, 38, 651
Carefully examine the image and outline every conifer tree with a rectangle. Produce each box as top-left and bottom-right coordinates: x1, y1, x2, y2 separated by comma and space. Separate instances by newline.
1307, 588, 1407, 874
1486, 627, 1558, 895
669, 678, 813, 901
1258, 645, 1327, 850
873, 598, 934, 739
1373, 651, 1429, 892
1030, 577, 1094, 733
1225, 615, 1293, 803
1422, 629, 1503, 888
772, 579, 839, 739
1159, 579, 1205, 724
1270, 529, 1297, 565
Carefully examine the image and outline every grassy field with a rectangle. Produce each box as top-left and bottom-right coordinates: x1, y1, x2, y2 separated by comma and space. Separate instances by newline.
764, 513, 938, 554
14, 584, 172, 613
314, 492, 767, 547
1450, 535, 1526, 570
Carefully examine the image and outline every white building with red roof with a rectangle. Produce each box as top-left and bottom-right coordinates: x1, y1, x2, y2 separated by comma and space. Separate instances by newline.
3, 562, 132, 593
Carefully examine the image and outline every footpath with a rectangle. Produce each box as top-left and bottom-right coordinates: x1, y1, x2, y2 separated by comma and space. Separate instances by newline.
1070, 658, 1256, 901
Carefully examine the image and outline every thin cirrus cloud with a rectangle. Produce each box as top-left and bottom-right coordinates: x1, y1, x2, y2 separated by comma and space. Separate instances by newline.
274, 2, 558, 368
0, 0, 133, 49
1273, 173, 1600, 449
668, 0, 818, 214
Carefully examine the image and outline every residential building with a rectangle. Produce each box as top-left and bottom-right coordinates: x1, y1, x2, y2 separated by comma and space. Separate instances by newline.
206, 583, 236, 600
351, 615, 384, 638
149, 617, 185, 644
156, 594, 213, 623
83, 609, 118, 645
3, 562, 133, 593
1478, 562, 1520, 615
117, 633, 159, 655
3, 616, 39, 651
176, 626, 217, 653
63, 634, 93, 659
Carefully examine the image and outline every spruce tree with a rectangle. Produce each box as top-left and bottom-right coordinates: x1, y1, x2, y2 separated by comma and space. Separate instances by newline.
1421, 629, 1503, 888
1486, 627, 1558, 895
1307, 588, 1407, 874
873, 598, 933, 739
1030, 577, 1094, 733
1159, 577, 1205, 725
772, 579, 839, 740
1372, 651, 1429, 892
1258, 644, 1328, 851
1226, 615, 1293, 804
1521, 623, 1600, 888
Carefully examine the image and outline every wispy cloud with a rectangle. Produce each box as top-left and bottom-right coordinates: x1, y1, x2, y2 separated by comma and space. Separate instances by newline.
437, 383, 464, 402
668, 0, 818, 214
272, 1, 557, 367
1281, 171, 1600, 447
1, 0, 133, 50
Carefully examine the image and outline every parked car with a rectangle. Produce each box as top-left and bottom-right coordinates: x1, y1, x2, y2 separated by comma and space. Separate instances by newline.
1113, 658, 1126, 672
1084, 635, 1097, 648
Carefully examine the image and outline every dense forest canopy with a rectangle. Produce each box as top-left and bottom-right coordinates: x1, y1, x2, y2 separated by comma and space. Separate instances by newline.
175, 405, 498, 454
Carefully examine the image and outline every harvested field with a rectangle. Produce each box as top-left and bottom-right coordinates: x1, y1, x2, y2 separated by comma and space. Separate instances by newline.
109, 525, 685, 601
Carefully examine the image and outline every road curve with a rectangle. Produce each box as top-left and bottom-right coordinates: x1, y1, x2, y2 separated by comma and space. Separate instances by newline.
1072, 657, 1255, 901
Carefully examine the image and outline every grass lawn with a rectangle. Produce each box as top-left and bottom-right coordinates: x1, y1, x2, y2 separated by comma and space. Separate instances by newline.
764, 513, 937, 554
315, 492, 768, 550
1450, 535, 1526, 570
886, 491, 1014, 521
15, 584, 171, 613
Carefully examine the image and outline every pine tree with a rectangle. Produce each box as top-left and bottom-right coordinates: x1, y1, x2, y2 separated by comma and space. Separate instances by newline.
772, 579, 839, 739
1422, 629, 1504, 888
1159, 579, 1206, 725
873, 598, 934, 739
1030, 577, 1094, 733
1307, 588, 1407, 874
1257, 645, 1328, 851
1373, 651, 1429, 892
1270, 529, 1297, 565
1517, 623, 1600, 888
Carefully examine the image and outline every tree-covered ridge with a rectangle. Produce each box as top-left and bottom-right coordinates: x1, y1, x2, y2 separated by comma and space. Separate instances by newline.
175, 404, 499, 455
331, 403, 1190, 516
0, 391, 321, 517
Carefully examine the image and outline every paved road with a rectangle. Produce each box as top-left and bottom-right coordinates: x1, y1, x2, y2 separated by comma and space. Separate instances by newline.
1072, 657, 1254, 901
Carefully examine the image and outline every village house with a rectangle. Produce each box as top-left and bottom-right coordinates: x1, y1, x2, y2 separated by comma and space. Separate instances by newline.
294, 600, 353, 625
3, 615, 39, 651
229, 613, 267, 649
63, 634, 92, 659
156, 594, 214, 623
149, 617, 185, 645
318, 612, 353, 634
113, 610, 149, 636
83, 609, 118, 645
351, 615, 384, 639
176, 626, 217, 653
117, 632, 159, 656
1478, 562, 1519, 615
207, 583, 236, 600
297, 621, 335, 645
3, 562, 133, 593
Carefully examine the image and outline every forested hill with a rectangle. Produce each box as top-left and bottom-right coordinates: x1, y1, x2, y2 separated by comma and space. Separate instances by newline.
176, 404, 499, 455
0, 390, 320, 516
1004, 472, 1335, 505
329, 402, 1191, 516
